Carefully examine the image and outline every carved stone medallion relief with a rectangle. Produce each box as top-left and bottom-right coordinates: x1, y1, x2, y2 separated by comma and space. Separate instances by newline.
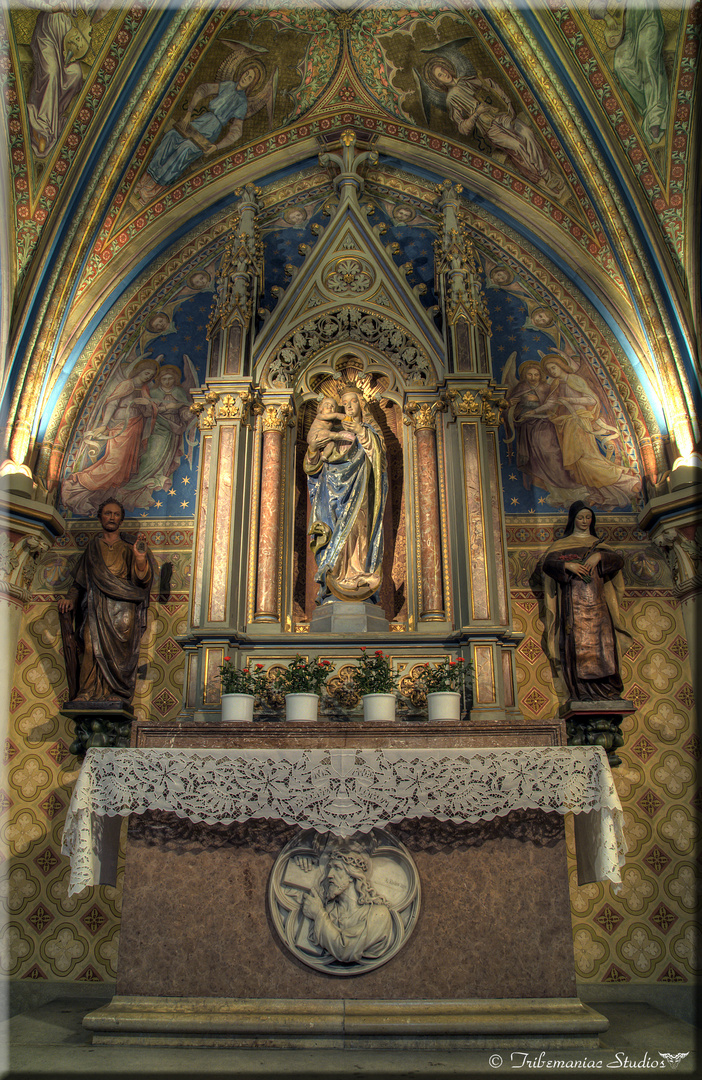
268, 829, 420, 975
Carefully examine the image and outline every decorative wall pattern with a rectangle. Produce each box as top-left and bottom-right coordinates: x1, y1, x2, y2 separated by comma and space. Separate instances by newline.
508, 518, 698, 985
1, 524, 190, 982
1, 517, 697, 986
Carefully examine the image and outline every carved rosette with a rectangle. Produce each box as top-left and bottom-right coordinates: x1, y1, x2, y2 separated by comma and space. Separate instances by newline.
323, 257, 375, 295
269, 829, 420, 976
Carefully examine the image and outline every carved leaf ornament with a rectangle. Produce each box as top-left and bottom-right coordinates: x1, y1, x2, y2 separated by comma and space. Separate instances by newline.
267, 309, 431, 388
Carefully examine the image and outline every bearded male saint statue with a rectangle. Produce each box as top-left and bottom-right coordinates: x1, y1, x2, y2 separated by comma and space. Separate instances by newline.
58, 499, 154, 706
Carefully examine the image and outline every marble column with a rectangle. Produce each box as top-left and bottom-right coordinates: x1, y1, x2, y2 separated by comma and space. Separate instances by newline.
406, 403, 444, 621
254, 406, 288, 622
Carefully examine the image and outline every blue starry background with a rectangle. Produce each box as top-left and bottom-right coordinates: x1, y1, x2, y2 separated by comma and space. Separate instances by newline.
63, 210, 638, 522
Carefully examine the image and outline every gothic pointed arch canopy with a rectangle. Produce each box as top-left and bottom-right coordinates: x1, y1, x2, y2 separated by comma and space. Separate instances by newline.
0, 0, 698, 496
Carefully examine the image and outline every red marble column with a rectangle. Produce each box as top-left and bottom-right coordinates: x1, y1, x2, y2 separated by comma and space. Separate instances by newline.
411, 406, 445, 620
254, 410, 285, 621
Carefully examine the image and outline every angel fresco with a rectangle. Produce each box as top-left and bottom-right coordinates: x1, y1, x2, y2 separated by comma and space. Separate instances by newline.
136, 42, 278, 202
415, 40, 565, 198
502, 356, 575, 507
502, 351, 641, 509
61, 356, 197, 516
120, 359, 197, 511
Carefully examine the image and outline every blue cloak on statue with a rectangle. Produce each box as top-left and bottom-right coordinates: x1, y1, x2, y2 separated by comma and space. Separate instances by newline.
305, 415, 387, 604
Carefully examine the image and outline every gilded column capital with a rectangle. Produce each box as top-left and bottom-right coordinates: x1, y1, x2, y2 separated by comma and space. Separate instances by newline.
448, 387, 507, 425
262, 403, 293, 433
404, 399, 446, 432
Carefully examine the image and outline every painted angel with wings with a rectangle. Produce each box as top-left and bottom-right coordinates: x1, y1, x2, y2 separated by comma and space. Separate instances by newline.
137, 40, 279, 202
502, 348, 639, 509
414, 38, 564, 197
119, 353, 199, 510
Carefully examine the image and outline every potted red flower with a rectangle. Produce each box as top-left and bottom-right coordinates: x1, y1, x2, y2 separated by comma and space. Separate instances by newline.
219, 657, 268, 722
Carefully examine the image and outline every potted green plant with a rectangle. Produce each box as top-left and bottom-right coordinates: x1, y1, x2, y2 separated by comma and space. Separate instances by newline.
416, 656, 473, 721
219, 657, 268, 722
352, 648, 399, 722
273, 655, 333, 721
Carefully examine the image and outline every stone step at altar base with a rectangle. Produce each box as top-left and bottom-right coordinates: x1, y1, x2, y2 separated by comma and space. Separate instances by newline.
83, 995, 609, 1049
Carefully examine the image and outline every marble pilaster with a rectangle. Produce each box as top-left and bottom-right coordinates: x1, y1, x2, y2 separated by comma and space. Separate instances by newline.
254, 406, 289, 623
406, 403, 445, 621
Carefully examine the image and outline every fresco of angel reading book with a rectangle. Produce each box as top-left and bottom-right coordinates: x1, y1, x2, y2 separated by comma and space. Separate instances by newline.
61, 354, 198, 517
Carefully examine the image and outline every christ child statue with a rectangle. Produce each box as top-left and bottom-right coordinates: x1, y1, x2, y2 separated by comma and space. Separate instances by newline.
307, 396, 356, 462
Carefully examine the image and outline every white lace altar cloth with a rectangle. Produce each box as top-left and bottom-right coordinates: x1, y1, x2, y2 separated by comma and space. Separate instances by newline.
61, 745, 626, 895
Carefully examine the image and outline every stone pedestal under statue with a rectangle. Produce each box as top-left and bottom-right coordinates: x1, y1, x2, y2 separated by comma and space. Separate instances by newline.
66, 725, 621, 1049
308, 599, 390, 634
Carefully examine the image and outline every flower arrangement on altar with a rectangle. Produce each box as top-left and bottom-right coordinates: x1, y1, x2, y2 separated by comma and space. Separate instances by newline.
415, 656, 472, 695
351, 648, 399, 696
219, 657, 268, 697
272, 655, 333, 696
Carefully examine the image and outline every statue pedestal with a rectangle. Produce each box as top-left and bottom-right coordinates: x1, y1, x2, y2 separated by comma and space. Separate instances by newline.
60, 701, 134, 754
309, 600, 390, 634
559, 699, 636, 768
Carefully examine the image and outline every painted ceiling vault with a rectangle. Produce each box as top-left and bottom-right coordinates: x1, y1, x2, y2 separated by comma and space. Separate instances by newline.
0, 0, 700, 509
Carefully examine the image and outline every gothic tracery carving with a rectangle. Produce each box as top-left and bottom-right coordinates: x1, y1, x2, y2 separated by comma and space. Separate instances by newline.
266, 309, 432, 388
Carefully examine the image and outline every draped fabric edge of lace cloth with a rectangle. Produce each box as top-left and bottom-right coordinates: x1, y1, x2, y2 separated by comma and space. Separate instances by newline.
60, 746, 626, 896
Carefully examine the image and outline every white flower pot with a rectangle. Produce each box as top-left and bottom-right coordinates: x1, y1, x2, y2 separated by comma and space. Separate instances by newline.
221, 693, 254, 722
362, 693, 396, 722
427, 691, 461, 722
285, 693, 319, 722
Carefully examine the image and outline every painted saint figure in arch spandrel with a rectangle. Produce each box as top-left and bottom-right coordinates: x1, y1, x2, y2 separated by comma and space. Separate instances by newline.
135, 41, 279, 203
414, 40, 566, 198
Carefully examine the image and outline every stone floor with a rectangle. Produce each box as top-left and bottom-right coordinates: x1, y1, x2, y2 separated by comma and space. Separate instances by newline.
2, 991, 697, 1079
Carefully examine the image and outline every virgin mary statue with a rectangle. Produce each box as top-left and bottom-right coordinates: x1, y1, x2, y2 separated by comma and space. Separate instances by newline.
304, 388, 387, 604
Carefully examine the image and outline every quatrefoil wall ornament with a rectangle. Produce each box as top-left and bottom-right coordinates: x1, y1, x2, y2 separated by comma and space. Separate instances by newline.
323, 257, 375, 296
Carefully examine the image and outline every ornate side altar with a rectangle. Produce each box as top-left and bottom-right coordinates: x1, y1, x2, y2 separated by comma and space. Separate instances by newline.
67, 739, 624, 1048
57, 139, 629, 1050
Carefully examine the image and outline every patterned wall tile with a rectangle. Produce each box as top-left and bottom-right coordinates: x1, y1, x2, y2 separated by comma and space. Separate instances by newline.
3, 522, 697, 987
510, 528, 697, 984
2, 525, 188, 981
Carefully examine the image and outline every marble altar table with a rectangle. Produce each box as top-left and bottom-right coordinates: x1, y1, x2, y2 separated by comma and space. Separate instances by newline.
68, 740, 625, 1048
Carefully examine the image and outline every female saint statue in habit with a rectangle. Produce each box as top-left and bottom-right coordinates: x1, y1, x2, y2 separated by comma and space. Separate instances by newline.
543, 501, 631, 701
304, 387, 387, 604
